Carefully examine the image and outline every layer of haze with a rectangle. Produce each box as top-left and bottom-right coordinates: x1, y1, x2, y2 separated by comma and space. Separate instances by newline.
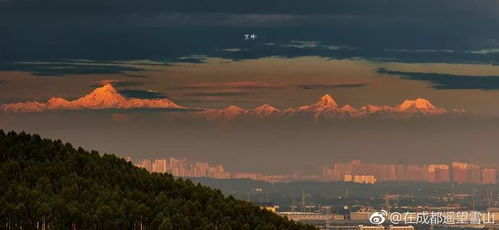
1, 111, 499, 174
2, 57, 499, 174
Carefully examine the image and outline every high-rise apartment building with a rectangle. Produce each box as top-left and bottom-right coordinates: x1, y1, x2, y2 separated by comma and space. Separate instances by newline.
428, 164, 450, 183
137, 159, 152, 171
482, 168, 497, 184
452, 162, 469, 184
152, 158, 168, 173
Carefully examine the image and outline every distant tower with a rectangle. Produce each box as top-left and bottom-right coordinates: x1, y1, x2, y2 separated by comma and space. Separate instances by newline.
384, 194, 391, 212
301, 191, 304, 212
291, 196, 296, 212
487, 190, 493, 210
471, 187, 476, 210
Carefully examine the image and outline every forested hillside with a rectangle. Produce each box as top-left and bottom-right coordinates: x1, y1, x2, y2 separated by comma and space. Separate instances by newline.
0, 130, 316, 230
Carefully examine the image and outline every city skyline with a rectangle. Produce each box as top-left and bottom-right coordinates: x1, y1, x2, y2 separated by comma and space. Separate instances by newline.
129, 155, 498, 185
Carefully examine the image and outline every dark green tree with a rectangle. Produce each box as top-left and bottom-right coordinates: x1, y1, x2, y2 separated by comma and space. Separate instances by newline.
0, 130, 316, 230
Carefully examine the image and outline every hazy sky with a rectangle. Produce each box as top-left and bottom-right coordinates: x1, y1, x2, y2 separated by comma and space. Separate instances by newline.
2, 0, 499, 174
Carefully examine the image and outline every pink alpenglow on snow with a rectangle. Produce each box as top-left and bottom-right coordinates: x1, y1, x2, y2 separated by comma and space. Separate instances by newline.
1, 85, 463, 120
194, 94, 463, 120
1, 84, 185, 112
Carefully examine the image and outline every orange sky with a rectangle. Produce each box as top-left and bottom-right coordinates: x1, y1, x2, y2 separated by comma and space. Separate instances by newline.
2, 57, 499, 173
2, 57, 499, 115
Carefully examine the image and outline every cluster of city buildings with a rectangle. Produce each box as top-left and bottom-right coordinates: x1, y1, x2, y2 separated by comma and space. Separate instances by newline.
133, 157, 229, 179
127, 157, 498, 184
128, 156, 299, 183
322, 160, 497, 184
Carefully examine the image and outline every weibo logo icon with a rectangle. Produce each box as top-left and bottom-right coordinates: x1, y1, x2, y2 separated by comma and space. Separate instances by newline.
369, 210, 387, 225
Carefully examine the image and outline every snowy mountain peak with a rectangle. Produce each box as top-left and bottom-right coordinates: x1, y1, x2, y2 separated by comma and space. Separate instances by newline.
398, 98, 436, 111
317, 94, 338, 108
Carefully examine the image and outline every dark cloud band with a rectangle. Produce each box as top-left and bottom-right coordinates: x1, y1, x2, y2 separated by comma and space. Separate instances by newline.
378, 68, 499, 90
0, 62, 143, 76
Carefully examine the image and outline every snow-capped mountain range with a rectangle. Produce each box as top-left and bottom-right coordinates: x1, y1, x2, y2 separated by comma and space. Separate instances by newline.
1, 84, 464, 120
196, 94, 462, 120
1, 84, 184, 112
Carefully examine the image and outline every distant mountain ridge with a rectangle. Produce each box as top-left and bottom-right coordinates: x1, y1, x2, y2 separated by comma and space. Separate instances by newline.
1, 84, 464, 120
1, 84, 184, 112
199, 94, 462, 120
